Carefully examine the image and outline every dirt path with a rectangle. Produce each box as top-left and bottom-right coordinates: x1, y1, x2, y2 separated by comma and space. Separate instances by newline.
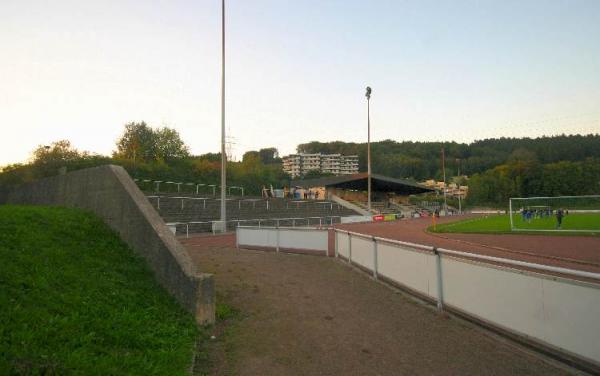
184, 236, 568, 375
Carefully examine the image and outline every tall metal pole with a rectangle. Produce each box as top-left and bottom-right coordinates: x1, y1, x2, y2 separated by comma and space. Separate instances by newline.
366, 87, 372, 214
442, 146, 447, 215
219, 0, 227, 231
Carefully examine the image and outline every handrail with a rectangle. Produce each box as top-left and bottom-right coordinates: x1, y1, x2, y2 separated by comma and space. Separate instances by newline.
174, 216, 342, 226
146, 194, 335, 204
335, 229, 434, 251
437, 247, 600, 281
238, 225, 329, 232
168, 216, 343, 237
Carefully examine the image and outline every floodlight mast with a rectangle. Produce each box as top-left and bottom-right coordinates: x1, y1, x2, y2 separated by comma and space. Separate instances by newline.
366, 86, 372, 214
220, 0, 227, 231
441, 146, 447, 215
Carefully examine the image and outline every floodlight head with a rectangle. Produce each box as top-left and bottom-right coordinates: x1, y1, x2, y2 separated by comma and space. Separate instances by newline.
365, 86, 372, 99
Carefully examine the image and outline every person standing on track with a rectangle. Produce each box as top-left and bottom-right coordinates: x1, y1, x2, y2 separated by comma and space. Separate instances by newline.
556, 208, 564, 229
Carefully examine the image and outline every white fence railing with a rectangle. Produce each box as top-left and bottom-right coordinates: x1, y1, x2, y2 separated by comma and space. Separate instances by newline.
335, 229, 600, 369
169, 216, 342, 237
134, 178, 244, 196
236, 226, 328, 255
234, 225, 600, 369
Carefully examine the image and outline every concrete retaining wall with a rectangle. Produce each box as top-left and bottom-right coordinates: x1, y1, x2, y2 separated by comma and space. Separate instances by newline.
2, 165, 215, 324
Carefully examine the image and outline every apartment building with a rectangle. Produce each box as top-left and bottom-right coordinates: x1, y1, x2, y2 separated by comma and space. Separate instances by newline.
282, 153, 359, 178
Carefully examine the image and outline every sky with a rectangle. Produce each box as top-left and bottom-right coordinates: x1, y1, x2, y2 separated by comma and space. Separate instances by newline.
1, 0, 599, 166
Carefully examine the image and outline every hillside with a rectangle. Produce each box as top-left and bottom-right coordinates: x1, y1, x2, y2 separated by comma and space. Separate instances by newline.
298, 134, 600, 180
0, 205, 199, 374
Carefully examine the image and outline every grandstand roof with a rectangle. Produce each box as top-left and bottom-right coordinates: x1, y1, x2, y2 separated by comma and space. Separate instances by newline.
291, 173, 433, 195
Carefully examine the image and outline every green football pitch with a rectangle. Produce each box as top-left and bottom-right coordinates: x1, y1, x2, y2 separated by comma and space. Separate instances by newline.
431, 213, 600, 235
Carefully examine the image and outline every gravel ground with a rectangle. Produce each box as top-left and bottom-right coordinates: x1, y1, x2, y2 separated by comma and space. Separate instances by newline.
184, 236, 570, 376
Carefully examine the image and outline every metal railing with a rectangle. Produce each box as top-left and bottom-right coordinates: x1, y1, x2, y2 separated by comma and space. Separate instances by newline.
147, 195, 343, 212
133, 178, 244, 196
167, 216, 342, 237
334, 228, 600, 283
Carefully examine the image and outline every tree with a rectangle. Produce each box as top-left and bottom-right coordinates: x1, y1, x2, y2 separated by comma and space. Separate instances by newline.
114, 122, 189, 162
154, 127, 189, 160
114, 122, 155, 162
32, 140, 83, 165
258, 148, 280, 164
242, 151, 260, 162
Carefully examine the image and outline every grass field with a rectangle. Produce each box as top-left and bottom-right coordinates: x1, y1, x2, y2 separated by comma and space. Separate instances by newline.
0, 205, 200, 374
431, 213, 600, 235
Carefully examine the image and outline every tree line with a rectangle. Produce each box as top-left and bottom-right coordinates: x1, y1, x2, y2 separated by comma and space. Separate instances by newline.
1, 123, 599, 205
297, 134, 600, 181
0, 122, 288, 196
298, 135, 600, 207
467, 156, 600, 207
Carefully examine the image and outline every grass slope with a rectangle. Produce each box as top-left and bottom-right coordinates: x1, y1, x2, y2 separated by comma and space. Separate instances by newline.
0, 205, 199, 374
431, 214, 600, 236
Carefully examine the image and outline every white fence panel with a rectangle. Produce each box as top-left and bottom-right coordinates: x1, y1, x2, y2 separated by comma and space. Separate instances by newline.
337, 232, 350, 258
377, 242, 437, 298
237, 227, 278, 248
440, 256, 600, 363
341, 215, 372, 224
237, 227, 328, 253
350, 236, 374, 269
535, 277, 600, 362
441, 257, 545, 336
279, 229, 328, 251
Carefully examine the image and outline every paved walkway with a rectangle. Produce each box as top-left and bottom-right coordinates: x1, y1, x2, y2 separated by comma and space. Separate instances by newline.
184, 236, 568, 375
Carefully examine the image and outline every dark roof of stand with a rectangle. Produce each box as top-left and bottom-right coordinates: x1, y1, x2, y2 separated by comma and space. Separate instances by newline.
290, 173, 433, 195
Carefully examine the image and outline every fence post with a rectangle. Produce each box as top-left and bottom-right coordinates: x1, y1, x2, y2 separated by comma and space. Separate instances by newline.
334, 230, 339, 258
235, 227, 239, 249
258, 219, 261, 228
319, 217, 322, 226
186, 224, 189, 239
292, 219, 295, 227
372, 236, 378, 280
157, 197, 160, 211
276, 225, 280, 253
348, 233, 352, 264
509, 198, 514, 231
433, 247, 444, 312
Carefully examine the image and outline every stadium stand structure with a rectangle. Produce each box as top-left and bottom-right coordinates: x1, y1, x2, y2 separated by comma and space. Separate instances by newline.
143, 194, 361, 234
